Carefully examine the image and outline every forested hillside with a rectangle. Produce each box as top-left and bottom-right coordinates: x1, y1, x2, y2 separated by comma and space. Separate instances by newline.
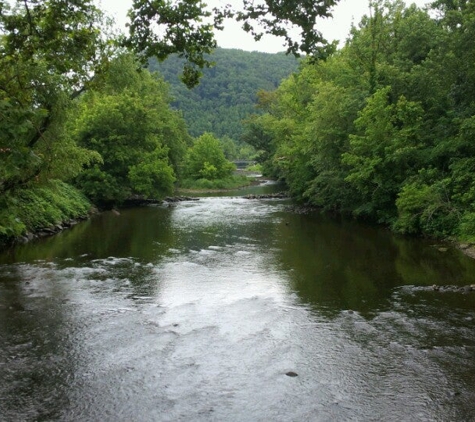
149, 49, 299, 145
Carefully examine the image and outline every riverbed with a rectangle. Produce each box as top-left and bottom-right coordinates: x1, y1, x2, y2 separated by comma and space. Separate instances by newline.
1, 183, 475, 421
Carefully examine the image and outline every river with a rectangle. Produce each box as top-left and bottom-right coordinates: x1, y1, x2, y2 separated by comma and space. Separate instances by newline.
1, 182, 475, 421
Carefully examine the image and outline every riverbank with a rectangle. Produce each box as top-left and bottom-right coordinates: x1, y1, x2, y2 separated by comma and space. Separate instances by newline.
0, 180, 95, 248
3, 177, 475, 264
0, 173, 264, 248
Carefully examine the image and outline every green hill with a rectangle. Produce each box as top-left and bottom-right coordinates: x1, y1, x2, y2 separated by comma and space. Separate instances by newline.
149, 48, 299, 144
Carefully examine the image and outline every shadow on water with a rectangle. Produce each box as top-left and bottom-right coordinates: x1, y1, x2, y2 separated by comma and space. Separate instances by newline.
271, 209, 475, 317
0, 206, 176, 266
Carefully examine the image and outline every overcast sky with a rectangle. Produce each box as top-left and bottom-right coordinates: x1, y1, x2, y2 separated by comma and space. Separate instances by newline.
96, 0, 431, 53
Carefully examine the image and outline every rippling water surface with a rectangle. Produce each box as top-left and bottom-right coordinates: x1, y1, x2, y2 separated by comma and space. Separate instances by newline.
1, 185, 475, 421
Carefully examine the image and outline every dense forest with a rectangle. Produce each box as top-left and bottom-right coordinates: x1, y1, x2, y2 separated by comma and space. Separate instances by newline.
150, 49, 299, 148
243, 0, 475, 242
1, 0, 475, 245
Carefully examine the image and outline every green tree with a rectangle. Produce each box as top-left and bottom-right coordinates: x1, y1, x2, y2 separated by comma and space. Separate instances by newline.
0, 0, 107, 194
220, 136, 239, 160
395, 174, 459, 237
184, 133, 235, 180
128, 147, 177, 198
303, 79, 362, 212
342, 87, 424, 223
72, 55, 188, 205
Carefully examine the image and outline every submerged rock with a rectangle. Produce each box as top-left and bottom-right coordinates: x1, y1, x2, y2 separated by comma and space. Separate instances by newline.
429, 284, 474, 293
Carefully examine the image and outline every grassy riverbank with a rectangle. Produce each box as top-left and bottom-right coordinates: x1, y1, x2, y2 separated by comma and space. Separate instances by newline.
0, 172, 258, 247
2, 175, 474, 263
0, 180, 94, 246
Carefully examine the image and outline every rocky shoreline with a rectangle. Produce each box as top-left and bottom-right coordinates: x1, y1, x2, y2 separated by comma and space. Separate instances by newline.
16, 213, 92, 244
401, 283, 475, 294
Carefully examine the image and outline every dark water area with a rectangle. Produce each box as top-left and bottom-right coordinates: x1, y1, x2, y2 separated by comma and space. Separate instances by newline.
1, 182, 475, 421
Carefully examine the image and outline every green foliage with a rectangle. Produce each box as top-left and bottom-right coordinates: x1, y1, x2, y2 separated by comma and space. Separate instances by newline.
0, 180, 91, 245
184, 133, 236, 181
302, 78, 362, 211
230, 0, 338, 58
342, 87, 424, 222
238, 144, 260, 161
73, 165, 125, 205
395, 177, 460, 237
220, 136, 239, 160
243, 1, 475, 241
0, 200, 26, 243
457, 213, 475, 243
246, 163, 263, 173
126, 0, 218, 87
128, 147, 176, 198
0, 0, 108, 194
149, 49, 299, 147
241, 113, 279, 170
71, 54, 188, 206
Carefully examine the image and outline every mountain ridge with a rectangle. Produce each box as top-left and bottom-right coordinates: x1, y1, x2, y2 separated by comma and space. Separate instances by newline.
149, 48, 299, 144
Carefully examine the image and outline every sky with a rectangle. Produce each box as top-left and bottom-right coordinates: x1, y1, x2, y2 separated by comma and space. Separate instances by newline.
96, 0, 431, 53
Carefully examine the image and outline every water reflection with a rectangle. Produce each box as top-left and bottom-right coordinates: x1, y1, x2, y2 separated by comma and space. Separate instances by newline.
272, 210, 475, 316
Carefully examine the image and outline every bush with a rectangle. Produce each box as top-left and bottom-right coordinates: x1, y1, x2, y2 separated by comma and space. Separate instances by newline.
457, 212, 475, 243
394, 179, 460, 237
184, 133, 236, 180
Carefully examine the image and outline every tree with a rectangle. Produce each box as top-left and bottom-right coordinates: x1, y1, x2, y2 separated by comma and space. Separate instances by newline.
184, 133, 235, 180
0, 0, 109, 194
342, 86, 424, 223
71, 54, 188, 205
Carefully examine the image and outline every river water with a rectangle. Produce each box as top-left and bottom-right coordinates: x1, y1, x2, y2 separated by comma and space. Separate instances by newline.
1, 182, 475, 421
